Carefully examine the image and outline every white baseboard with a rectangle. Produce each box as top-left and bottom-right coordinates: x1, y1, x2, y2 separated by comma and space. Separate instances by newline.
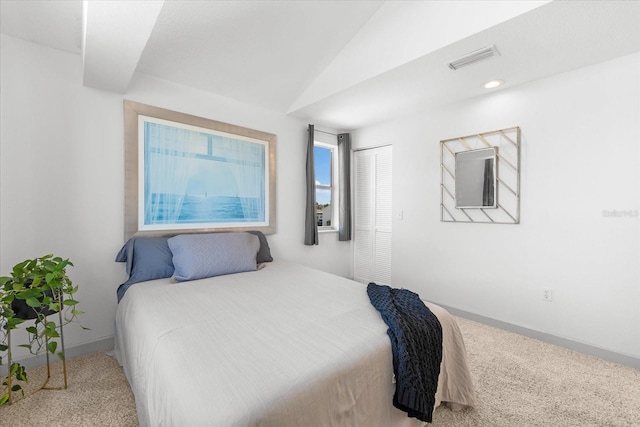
441, 305, 640, 370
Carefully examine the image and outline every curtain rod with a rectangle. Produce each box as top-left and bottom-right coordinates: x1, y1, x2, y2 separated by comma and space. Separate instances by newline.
308, 128, 338, 136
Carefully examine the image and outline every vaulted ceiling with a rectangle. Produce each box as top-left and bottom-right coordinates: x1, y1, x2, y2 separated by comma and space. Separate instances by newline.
1, 1, 639, 130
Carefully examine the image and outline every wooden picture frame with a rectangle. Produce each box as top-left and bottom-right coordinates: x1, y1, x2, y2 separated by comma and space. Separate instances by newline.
123, 100, 276, 238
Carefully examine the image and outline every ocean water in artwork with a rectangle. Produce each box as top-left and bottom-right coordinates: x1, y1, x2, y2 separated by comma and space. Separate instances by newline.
146, 193, 263, 224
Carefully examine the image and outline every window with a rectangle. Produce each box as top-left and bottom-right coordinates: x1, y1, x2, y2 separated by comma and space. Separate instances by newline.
314, 142, 338, 230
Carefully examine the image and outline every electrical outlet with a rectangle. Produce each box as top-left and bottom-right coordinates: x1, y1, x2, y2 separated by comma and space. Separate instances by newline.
543, 288, 553, 302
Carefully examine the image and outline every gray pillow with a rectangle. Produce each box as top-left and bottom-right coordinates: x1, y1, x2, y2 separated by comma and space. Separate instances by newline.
168, 233, 260, 282
247, 230, 273, 263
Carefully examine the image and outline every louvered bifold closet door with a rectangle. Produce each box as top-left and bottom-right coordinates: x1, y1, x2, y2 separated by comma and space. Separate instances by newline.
353, 146, 392, 285
374, 147, 392, 284
353, 150, 373, 283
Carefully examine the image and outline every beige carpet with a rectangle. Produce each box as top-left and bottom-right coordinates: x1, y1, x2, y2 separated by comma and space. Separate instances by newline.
432, 317, 640, 426
2, 317, 638, 426
0, 350, 138, 426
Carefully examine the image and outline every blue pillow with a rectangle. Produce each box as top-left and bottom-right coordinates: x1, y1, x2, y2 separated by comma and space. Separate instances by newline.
115, 237, 174, 300
168, 232, 260, 282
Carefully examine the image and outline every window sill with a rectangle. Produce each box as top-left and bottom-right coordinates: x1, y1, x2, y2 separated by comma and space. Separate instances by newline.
318, 228, 338, 233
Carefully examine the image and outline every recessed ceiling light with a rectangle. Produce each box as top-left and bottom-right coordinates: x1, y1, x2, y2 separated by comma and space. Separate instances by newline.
484, 80, 504, 89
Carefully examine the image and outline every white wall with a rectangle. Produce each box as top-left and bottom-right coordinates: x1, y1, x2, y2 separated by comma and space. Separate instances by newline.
0, 35, 351, 359
352, 52, 640, 359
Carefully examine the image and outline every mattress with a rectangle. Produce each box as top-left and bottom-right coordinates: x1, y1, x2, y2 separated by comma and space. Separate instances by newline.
115, 260, 475, 426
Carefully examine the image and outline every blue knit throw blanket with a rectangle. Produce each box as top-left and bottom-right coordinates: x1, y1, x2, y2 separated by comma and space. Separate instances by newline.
367, 283, 443, 423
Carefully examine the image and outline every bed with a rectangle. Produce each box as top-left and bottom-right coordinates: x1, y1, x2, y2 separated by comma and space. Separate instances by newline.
114, 233, 475, 426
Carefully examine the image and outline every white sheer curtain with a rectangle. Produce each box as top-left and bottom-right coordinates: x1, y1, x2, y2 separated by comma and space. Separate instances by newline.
144, 122, 200, 225
211, 136, 266, 222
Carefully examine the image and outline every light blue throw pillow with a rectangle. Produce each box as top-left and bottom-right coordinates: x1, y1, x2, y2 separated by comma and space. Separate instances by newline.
168, 232, 260, 282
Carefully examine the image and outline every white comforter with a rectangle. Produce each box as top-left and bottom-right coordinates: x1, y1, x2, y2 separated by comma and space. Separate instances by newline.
116, 261, 475, 427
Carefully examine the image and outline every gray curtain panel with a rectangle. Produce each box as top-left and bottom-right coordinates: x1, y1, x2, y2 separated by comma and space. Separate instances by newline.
304, 124, 319, 245
337, 133, 352, 241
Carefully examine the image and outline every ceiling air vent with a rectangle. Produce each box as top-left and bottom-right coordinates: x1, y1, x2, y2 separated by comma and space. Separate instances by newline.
448, 45, 500, 70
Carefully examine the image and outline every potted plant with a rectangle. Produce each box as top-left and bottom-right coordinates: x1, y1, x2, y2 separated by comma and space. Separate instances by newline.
0, 254, 85, 405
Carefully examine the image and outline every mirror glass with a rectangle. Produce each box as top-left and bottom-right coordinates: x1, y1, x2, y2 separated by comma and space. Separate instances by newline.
455, 147, 497, 208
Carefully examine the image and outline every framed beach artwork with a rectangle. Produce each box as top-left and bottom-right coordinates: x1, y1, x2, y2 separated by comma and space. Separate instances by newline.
123, 101, 276, 238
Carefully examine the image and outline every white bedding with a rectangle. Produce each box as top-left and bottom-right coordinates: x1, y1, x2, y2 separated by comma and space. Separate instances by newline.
116, 261, 475, 426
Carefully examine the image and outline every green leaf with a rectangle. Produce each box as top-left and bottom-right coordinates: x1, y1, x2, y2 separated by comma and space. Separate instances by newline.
25, 297, 41, 308
63, 299, 79, 306
12, 262, 25, 276
43, 263, 55, 273
5, 317, 26, 329
57, 352, 65, 361
18, 344, 32, 350
0, 344, 7, 352
44, 328, 60, 339
48, 280, 62, 289
26, 326, 37, 334
11, 384, 22, 392
16, 370, 27, 382
49, 302, 61, 312
17, 288, 40, 299
47, 341, 57, 354
0, 393, 9, 406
